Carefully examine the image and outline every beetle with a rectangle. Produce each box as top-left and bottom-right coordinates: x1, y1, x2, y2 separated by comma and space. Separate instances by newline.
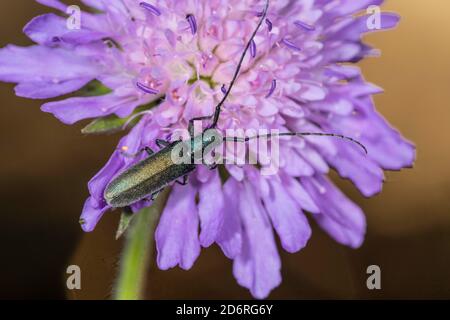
103, 0, 367, 209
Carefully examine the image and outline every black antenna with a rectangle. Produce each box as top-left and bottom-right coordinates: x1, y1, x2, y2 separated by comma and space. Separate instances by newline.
225, 132, 368, 154
206, 0, 368, 155
209, 0, 270, 128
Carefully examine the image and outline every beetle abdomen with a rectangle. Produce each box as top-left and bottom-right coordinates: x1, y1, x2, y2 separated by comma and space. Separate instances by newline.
104, 146, 196, 207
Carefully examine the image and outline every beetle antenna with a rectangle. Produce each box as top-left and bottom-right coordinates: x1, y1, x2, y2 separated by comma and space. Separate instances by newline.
224, 132, 368, 154
209, 0, 270, 129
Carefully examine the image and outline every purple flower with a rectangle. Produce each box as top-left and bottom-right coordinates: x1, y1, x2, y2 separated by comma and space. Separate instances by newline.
0, 0, 415, 299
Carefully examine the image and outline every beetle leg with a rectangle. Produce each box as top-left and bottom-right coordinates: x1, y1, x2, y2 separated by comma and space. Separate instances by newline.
188, 116, 213, 136
119, 150, 137, 158
151, 191, 161, 201
123, 206, 133, 213
120, 146, 154, 158
144, 147, 154, 155
175, 175, 189, 186
156, 139, 170, 149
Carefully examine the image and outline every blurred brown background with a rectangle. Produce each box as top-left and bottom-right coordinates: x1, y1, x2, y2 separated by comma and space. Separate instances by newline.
0, 0, 449, 299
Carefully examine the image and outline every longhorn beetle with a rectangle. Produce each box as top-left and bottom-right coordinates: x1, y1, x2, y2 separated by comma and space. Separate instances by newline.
103, 0, 367, 208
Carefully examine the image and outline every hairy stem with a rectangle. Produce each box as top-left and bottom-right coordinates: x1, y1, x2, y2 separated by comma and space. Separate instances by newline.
113, 189, 169, 300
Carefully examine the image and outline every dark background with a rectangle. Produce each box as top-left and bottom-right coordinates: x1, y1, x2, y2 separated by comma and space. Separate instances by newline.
0, 0, 449, 299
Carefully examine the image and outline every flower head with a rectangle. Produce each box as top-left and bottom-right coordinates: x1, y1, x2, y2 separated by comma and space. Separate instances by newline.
0, 0, 415, 298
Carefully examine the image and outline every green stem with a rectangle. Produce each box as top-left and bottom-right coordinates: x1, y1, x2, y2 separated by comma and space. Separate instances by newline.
114, 189, 169, 300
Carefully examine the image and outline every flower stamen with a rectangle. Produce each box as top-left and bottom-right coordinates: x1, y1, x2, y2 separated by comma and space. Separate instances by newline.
139, 2, 162, 16
294, 20, 315, 31
221, 84, 227, 95
186, 14, 198, 35
266, 79, 277, 98
282, 38, 302, 51
220, 85, 227, 94
136, 82, 159, 94
265, 18, 273, 32
250, 39, 257, 58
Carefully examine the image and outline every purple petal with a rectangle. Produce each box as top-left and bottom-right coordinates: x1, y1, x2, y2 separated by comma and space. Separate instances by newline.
15, 78, 92, 99
164, 29, 177, 48
24, 13, 107, 46
24, 14, 67, 45
216, 178, 243, 259
326, 0, 383, 17
282, 173, 319, 214
36, 0, 67, 11
331, 14, 400, 42
156, 184, 200, 270
325, 95, 415, 173
263, 178, 312, 253
88, 152, 124, 207
256, 99, 278, 117
281, 147, 315, 177
226, 165, 245, 181
80, 196, 110, 232
41, 94, 141, 124
81, 0, 106, 11
327, 143, 385, 197
325, 65, 361, 79
302, 175, 366, 248
0, 45, 100, 83
233, 181, 281, 299
198, 171, 225, 247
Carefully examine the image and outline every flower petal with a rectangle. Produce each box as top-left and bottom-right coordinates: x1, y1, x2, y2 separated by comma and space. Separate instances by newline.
327, 143, 385, 197
81, 0, 106, 11
0, 45, 100, 83
36, 0, 67, 11
263, 178, 312, 253
282, 173, 320, 213
302, 175, 366, 248
216, 178, 243, 259
334, 14, 400, 42
326, 0, 383, 17
24, 13, 107, 45
156, 184, 200, 270
41, 94, 141, 124
80, 196, 110, 232
198, 170, 225, 247
233, 181, 281, 299
15, 78, 92, 99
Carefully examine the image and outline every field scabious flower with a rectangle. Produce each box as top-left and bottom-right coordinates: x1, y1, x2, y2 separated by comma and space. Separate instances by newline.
0, 0, 415, 298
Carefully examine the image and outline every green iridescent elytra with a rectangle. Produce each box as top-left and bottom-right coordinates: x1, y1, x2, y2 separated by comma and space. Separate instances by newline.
104, 131, 222, 208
